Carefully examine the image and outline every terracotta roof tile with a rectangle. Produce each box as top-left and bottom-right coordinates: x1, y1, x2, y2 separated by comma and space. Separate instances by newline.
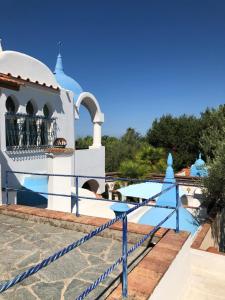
0, 73, 59, 91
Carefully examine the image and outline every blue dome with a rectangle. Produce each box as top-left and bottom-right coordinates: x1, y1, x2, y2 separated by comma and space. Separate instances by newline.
54, 53, 83, 101
190, 164, 197, 176
195, 153, 205, 170
191, 153, 208, 177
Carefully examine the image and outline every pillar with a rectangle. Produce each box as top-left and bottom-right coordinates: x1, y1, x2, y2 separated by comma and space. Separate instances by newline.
90, 122, 102, 148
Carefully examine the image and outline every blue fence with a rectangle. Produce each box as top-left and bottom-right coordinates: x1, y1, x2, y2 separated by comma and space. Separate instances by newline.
3, 170, 181, 299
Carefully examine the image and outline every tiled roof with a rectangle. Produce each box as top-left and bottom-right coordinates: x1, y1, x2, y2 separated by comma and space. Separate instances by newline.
0, 73, 59, 91
0, 73, 23, 91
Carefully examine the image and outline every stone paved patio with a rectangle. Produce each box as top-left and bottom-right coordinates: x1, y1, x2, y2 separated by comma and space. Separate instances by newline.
0, 214, 147, 300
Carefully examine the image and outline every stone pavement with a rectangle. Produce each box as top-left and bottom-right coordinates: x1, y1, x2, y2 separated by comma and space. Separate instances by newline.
0, 214, 146, 300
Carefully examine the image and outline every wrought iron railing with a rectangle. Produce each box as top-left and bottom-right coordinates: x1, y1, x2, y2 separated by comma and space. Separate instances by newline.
5, 113, 56, 151
3, 171, 182, 299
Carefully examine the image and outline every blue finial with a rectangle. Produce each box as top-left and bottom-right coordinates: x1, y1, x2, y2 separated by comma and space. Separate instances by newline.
165, 153, 174, 181
199, 153, 201, 159
54, 42, 63, 74
167, 153, 173, 166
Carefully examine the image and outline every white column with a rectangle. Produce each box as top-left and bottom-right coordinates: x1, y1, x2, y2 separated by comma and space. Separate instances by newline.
108, 190, 113, 200
90, 122, 102, 148
36, 118, 42, 146
17, 117, 24, 148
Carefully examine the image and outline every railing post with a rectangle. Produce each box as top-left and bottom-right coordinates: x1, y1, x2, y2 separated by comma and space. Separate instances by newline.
175, 184, 179, 233
75, 176, 79, 217
5, 171, 9, 206
122, 213, 128, 298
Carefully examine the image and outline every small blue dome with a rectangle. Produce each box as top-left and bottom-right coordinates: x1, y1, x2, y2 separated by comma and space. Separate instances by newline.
191, 153, 208, 177
190, 164, 197, 176
195, 153, 205, 170
54, 53, 83, 101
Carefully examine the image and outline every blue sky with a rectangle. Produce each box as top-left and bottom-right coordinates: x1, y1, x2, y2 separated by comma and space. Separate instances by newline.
1, 0, 225, 137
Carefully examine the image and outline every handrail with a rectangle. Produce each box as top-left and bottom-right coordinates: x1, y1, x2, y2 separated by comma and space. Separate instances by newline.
5, 170, 203, 187
3, 170, 181, 299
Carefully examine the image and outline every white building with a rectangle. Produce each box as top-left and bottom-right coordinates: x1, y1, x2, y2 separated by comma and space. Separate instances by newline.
0, 40, 105, 211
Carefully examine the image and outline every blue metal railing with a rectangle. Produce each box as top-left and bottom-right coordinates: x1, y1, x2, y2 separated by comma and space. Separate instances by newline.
3, 170, 180, 299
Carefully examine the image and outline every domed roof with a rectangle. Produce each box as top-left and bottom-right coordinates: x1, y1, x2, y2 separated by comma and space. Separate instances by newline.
0, 50, 58, 88
190, 164, 197, 176
54, 53, 83, 101
195, 153, 205, 169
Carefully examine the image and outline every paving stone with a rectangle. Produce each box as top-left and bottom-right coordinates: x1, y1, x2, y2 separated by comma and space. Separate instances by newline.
0, 288, 37, 300
0, 214, 147, 300
63, 278, 107, 300
87, 255, 106, 266
39, 250, 89, 281
79, 236, 113, 255
32, 281, 64, 300
17, 251, 41, 269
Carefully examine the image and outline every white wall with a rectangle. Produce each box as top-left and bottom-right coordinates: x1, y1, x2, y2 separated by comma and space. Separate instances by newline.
75, 147, 105, 193
0, 85, 75, 188
72, 197, 150, 223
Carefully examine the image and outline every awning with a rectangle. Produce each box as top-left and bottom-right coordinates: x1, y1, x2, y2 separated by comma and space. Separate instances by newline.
117, 182, 185, 200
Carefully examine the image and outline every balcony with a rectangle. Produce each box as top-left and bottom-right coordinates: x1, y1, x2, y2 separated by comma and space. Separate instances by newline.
5, 113, 57, 151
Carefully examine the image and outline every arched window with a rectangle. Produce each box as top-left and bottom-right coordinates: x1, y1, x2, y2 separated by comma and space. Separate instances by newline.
43, 104, 50, 118
6, 96, 16, 114
5, 96, 18, 148
26, 100, 34, 115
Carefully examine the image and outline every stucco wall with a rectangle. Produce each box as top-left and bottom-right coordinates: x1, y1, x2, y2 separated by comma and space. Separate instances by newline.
75, 147, 105, 193
0, 85, 75, 189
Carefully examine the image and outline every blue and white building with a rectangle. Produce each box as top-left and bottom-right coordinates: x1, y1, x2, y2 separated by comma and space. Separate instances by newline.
0, 40, 105, 211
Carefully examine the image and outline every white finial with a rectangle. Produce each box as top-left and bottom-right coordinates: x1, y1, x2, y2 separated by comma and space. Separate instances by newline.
0, 39, 2, 52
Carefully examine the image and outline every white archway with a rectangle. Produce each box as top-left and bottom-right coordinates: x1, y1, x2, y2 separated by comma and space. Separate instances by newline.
75, 92, 104, 148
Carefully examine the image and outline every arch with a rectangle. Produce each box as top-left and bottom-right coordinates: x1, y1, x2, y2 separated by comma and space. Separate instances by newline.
75, 92, 104, 123
82, 179, 99, 193
75, 92, 104, 148
26, 99, 37, 115
43, 103, 53, 118
6, 95, 19, 113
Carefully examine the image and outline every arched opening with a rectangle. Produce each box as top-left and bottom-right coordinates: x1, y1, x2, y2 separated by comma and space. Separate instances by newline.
26, 100, 35, 116
6, 96, 18, 113
5, 96, 19, 148
43, 104, 50, 118
41, 103, 53, 146
75, 92, 104, 149
75, 106, 93, 149
82, 179, 99, 193
26, 100, 37, 146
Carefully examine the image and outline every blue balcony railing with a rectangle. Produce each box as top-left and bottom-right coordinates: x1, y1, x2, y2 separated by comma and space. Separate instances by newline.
2, 171, 183, 299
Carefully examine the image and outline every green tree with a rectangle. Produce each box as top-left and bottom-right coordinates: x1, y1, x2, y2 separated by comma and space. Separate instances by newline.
119, 144, 166, 178
146, 114, 202, 170
102, 136, 123, 172
200, 105, 225, 158
75, 136, 93, 149
202, 142, 225, 251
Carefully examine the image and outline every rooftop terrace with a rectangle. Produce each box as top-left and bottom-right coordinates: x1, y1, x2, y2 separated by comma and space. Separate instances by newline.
0, 213, 146, 300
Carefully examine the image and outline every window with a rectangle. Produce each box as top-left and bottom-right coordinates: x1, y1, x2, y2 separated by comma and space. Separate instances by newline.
6, 96, 16, 113
26, 100, 35, 115
43, 104, 50, 118
5, 97, 19, 147
5, 100, 56, 150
